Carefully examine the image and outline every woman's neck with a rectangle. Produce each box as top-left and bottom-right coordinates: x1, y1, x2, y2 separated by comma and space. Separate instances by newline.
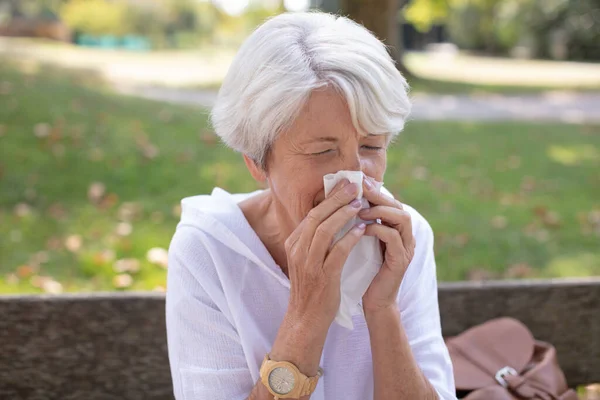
239, 190, 291, 276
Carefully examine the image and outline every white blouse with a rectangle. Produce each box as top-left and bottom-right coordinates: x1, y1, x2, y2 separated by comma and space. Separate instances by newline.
165, 187, 456, 400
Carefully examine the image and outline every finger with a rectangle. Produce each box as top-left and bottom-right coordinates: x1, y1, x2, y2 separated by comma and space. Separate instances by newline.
364, 223, 407, 265
324, 223, 366, 276
301, 179, 359, 243
358, 207, 414, 252
362, 176, 403, 209
310, 199, 364, 258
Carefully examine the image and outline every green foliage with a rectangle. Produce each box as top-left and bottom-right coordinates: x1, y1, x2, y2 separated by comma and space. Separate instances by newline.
60, 0, 131, 36
404, 0, 600, 59
403, 0, 449, 32
525, 0, 600, 60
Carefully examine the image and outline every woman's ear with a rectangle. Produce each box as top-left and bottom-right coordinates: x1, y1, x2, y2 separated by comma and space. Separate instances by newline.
243, 154, 267, 182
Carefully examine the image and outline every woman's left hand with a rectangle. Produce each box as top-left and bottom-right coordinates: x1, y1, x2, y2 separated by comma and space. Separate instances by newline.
358, 176, 416, 314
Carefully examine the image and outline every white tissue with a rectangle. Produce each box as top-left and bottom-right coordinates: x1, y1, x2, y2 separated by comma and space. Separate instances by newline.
323, 171, 383, 330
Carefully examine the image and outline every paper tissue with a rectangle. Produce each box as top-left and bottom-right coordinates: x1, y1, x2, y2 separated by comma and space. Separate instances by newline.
323, 171, 384, 330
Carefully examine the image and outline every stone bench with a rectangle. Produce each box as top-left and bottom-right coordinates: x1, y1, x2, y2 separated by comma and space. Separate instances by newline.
1, 277, 599, 399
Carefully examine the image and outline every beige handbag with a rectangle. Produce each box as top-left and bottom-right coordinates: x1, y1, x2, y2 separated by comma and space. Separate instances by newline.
445, 317, 579, 400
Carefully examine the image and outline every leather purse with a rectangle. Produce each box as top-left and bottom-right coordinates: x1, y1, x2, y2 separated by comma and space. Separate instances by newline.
445, 317, 579, 400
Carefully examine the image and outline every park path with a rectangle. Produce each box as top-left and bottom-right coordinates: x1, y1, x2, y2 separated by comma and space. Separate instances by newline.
2, 38, 599, 123
117, 85, 600, 124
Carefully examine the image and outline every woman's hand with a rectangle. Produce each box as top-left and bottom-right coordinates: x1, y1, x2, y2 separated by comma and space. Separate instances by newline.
285, 179, 366, 328
359, 176, 416, 314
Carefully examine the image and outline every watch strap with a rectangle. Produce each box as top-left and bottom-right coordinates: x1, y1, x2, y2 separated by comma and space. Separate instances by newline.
299, 367, 323, 396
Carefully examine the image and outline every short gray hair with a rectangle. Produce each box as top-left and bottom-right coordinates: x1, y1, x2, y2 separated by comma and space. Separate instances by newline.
210, 11, 412, 168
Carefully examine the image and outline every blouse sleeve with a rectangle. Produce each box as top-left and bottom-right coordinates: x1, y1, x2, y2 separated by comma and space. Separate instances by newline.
397, 207, 457, 400
166, 226, 254, 400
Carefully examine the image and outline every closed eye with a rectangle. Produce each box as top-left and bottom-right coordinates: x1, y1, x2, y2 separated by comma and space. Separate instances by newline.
362, 145, 383, 151
311, 149, 334, 155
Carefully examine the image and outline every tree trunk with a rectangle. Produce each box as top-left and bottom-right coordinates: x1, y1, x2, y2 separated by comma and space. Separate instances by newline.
340, 0, 412, 78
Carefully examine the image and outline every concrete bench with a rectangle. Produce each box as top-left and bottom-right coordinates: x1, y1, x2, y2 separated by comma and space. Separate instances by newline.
1, 278, 598, 399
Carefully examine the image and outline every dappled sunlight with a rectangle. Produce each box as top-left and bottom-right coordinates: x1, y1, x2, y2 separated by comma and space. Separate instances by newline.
547, 144, 600, 166
544, 253, 600, 278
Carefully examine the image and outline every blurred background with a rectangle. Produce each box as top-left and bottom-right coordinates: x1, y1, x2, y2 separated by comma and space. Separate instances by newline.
0, 0, 599, 296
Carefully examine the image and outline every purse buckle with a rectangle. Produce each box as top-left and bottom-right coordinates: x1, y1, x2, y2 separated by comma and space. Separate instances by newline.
495, 366, 518, 388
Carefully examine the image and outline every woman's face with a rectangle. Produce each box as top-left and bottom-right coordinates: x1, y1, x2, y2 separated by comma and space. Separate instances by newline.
264, 88, 388, 227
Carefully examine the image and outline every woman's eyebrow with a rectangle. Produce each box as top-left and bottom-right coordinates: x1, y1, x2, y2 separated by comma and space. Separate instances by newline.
307, 136, 339, 143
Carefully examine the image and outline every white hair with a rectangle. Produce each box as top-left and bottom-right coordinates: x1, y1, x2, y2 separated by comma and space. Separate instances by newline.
210, 11, 412, 168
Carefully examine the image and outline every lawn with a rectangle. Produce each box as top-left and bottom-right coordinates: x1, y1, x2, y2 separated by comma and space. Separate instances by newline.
1, 59, 599, 294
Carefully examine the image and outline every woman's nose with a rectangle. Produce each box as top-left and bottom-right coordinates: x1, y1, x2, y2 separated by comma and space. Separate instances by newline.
341, 152, 362, 172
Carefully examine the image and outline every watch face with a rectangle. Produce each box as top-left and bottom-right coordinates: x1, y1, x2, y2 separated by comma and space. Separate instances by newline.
268, 366, 296, 395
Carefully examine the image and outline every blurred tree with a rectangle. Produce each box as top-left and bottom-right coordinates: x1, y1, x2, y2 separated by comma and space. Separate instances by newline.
60, 0, 131, 36
340, 0, 413, 76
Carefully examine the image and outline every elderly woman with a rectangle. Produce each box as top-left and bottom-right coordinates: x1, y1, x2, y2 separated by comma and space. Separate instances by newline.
166, 11, 455, 400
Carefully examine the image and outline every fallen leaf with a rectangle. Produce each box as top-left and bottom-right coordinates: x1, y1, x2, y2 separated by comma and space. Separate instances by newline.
42, 279, 63, 294
491, 215, 508, 229
505, 263, 534, 279
147, 247, 168, 269
533, 206, 548, 218
6, 273, 19, 285
115, 222, 133, 236
14, 203, 32, 217
172, 204, 182, 217
89, 148, 104, 161
88, 182, 106, 203
520, 176, 536, 192
118, 202, 142, 222
454, 233, 470, 247
113, 273, 133, 288
113, 258, 140, 273
52, 144, 66, 158
151, 211, 164, 223
200, 130, 218, 146
141, 143, 159, 159
46, 236, 62, 250
34, 123, 51, 138
467, 268, 496, 281
16, 265, 37, 278
411, 166, 428, 181
176, 151, 193, 164
31, 251, 49, 265
117, 238, 132, 252
507, 155, 521, 169
47, 203, 67, 220
65, 235, 82, 253
93, 250, 116, 266
542, 211, 561, 228
30, 275, 50, 288
99, 193, 119, 209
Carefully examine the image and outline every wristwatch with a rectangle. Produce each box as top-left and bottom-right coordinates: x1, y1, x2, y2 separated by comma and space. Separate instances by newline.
259, 353, 323, 399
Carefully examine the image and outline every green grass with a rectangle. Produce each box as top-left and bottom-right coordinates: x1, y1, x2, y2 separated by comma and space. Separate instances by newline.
1, 59, 599, 294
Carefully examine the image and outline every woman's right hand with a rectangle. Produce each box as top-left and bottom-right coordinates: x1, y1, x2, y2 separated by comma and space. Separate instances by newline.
284, 178, 366, 329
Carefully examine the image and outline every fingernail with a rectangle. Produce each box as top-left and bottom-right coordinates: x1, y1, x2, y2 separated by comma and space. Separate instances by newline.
364, 177, 373, 190
356, 222, 366, 230
350, 199, 362, 209
345, 183, 357, 195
